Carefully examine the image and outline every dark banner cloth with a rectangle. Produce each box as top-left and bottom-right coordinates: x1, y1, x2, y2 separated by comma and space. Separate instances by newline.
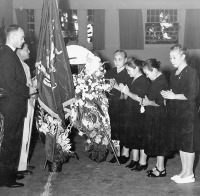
36, 0, 74, 162
36, 0, 74, 124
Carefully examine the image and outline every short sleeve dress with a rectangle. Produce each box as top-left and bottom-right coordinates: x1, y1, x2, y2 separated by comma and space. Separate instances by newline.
119, 75, 150, 149
169, 65, 200, 153
105, 68, 131, 141
144, 74, 170, 156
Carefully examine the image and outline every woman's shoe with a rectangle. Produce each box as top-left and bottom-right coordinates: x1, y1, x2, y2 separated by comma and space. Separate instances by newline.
132, 163, 148, 171
147, 166, 157, 174
171, 175, 181, 181
174, 174, 195, 184
119, 156, 129, 164
147, 168, 167, 177
126, 160, 139, 169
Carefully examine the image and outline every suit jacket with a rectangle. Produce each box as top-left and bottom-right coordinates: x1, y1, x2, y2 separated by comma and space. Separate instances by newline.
0, 45, 29, 117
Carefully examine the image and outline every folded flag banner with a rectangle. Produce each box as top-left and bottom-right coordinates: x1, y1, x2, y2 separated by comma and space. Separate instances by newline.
35, 0, 75, 163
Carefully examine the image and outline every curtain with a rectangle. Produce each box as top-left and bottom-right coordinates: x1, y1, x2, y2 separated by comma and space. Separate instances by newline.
184, 9, 200, 49
93, 9, 105, 50
15, 9, 28, 34
119, 9, 144, 50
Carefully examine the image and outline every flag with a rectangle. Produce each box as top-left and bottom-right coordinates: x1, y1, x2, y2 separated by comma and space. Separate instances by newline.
36, 0, 74, 126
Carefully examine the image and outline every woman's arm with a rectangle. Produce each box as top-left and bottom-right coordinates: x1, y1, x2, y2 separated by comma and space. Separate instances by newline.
161, 90, 187, 100
120, 84, 142, 103
142, 95, 160, 106
126, 91, 142, 102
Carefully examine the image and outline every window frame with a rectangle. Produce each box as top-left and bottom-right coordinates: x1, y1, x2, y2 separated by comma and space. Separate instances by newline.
144, 9, 179, 46
27, 9, 35, 37
87, 9, 94, 44
59, 9, 79, 43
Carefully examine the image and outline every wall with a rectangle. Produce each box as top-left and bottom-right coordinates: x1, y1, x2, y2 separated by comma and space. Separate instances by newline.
12, 0, 200, 70
0, 0, 13, 28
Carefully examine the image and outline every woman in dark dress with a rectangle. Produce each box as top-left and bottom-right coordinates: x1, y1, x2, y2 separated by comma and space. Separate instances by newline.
142, 59, 169, 177
105, 50, 131, 163
161, 44, 200, 183
119, 57, 150, 170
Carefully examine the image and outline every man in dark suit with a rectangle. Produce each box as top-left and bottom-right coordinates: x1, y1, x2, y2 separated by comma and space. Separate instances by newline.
0, 24, 32, 188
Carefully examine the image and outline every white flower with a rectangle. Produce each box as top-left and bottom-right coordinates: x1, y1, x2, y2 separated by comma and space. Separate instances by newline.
75, 88, 81, 94
88, 79, 92, 84
70, 107, 77, 123
102, 84, 111, 91
50, 125, 56, 135
86, 139, 91, 144
102, 137, 109, 145
112, 140, 120, 147
39, 123, 49, 134
78, 99, 84, 106
84, 93, 93, 100
95, 134, 102, 144
90, 130, 97, 138
78, 131, 84, 136
48, 116, 54, 123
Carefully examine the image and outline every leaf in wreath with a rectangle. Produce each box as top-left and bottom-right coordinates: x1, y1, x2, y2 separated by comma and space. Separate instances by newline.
88, 144, 109, 163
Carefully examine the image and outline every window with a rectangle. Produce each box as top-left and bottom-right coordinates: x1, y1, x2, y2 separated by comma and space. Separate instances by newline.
145, 9, 179, 44
27, 9, 35, 37
87, 10, 94, 43
59, 9, 78, 43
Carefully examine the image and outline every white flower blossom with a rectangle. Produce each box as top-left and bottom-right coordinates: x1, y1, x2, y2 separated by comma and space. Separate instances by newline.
39, 123, 49, 134
95, 134, 102, 144
86, 139, 91, 144
78, 131, 84, 136
102, 137, 109, 145
90, 130, 97, 138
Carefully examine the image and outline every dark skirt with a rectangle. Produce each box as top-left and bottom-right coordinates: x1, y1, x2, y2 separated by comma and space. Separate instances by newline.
144, 106, 170, 156
169, 100, 200, 153
109, 98, 126, 141
119, 101, 146, 149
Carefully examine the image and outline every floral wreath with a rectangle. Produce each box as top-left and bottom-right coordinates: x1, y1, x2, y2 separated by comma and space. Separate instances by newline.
68, 45, 115, 162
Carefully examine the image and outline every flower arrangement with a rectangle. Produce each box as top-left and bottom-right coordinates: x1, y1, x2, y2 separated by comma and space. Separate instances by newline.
36, 105, 73, 164
70, 51, 114, 162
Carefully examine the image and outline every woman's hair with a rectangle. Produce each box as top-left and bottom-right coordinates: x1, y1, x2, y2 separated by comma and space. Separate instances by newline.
125, 57, 144, 72
142, 58, 161, 72
114, 49, 127, 59
170, 44, 188, 59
